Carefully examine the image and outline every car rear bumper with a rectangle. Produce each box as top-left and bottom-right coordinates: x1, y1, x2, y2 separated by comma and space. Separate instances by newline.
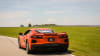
31, 43, 68, 51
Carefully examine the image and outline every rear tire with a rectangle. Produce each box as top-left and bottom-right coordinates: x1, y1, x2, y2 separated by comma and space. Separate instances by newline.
26, 41, 31, 54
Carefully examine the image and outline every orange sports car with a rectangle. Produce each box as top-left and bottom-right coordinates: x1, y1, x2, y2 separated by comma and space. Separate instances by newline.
18, 28, 69, 54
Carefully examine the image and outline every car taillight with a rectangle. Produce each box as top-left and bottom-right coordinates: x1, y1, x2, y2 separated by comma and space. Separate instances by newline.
31, 36, 42, 39
59, 35, 68, 38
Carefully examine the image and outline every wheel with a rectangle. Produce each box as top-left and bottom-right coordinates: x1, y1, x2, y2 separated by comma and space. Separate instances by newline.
18, 38, 22, 49
26, 41, 31, 54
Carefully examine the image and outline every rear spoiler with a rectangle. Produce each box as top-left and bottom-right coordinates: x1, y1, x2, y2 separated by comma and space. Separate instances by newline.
34, 32, 67, 36
34, 33, 57, 36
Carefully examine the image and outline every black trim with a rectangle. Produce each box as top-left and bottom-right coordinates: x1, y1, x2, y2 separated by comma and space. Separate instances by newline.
31, 43, 68, 50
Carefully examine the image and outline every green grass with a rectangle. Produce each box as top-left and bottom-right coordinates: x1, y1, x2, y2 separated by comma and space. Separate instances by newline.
0, 26, 100, 56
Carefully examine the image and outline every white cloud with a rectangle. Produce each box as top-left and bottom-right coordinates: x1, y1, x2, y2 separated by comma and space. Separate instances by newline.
0, 11, 32, 27
44, 10, 64, 15
47, 18, 56, 24
63, 16, 100, 25
49, 0, 99, 2
0, 11, 31, 19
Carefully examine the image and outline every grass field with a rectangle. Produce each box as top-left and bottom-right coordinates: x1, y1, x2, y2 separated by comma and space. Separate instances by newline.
0, 26, 100, 56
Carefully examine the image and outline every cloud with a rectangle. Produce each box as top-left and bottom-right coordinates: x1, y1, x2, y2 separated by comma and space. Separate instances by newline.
49, 0, 99, 2
47, 18, 56, 24
44, 10, 64, 15
0, 0, 100, 27
0, 11, 32, 19
63, 16, 100, 25
0, 11, 32, 27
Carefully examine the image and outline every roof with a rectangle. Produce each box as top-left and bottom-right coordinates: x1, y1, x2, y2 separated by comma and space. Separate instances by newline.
30, 28, 51, 31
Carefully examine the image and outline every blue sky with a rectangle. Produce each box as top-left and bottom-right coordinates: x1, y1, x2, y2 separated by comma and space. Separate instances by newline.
0, 0, 100, 27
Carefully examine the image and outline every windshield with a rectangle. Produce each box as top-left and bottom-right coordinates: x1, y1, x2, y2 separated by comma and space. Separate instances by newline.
35, 30, 54, 33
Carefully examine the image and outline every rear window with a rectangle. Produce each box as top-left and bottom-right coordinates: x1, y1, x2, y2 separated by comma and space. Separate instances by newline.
35, 30, 54, 33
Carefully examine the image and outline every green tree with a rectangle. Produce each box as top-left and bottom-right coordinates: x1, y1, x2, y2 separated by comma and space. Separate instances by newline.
28, 24, 32, 27
20, 24, 24, 27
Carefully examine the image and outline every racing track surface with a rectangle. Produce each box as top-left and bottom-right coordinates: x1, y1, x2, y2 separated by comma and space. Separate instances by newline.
0, 36, 73, 56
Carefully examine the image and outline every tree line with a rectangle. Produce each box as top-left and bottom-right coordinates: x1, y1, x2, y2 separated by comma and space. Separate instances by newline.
20, 24, 56, 27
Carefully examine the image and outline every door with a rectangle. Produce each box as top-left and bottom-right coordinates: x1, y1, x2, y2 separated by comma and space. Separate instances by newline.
22, 30, 32, 48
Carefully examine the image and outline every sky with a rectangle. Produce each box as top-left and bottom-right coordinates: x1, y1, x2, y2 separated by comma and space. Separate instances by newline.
0, 0, 100, 27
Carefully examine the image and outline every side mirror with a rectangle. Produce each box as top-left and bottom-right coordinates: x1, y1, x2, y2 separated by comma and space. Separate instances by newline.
19, 33, 23, 35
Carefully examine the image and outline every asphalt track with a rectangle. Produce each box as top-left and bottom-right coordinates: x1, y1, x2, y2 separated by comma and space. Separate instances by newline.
0, 36, 74, 56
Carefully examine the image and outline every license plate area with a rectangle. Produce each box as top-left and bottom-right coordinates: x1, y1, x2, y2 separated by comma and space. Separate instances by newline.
48, 38, 55, 42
